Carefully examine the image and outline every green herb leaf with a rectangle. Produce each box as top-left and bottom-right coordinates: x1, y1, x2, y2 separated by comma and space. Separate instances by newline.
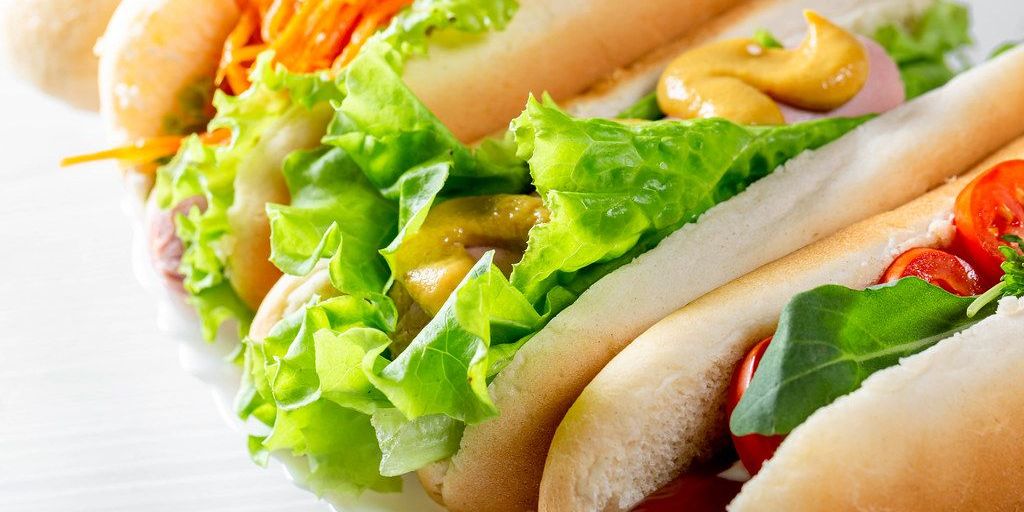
873, 0, 971, 99
731, 278, 991, 436
753, 28, 784, 49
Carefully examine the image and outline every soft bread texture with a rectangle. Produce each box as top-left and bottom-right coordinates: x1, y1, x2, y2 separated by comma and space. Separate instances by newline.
730, 297, 1024, 512
97, 0, 239, 143
403, 0, 743, 142
432, 15, 1024, 512
0, 0, 121, 111
97, 0, 743, 145
565, 0, 932, 119
224, 102, 334, 311
249, 265, 333, 342
540, 135, 1024, 512
1, 0, 121, 111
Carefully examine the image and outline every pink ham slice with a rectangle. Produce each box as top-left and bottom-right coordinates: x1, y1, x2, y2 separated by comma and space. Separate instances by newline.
147, 194, 207, 292
780, 37, 905, 123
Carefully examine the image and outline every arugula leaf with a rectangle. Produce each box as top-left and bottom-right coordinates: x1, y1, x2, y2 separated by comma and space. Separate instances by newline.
510, 96, 867, 304
730, 278, 992, 436
873, 0, 971, 99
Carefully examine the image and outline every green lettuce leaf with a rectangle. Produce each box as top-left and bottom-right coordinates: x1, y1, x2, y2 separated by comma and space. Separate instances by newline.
325, 49, 528, 198
873, 0, 971, 99
324, 48, 528, 261
368, 252, 544, 423
374, 0, 519, 65
372, 410, 464, 477
266, 146, 397, 297
510, 96, 868, 304
154, 59, 342, 339
730, 278, 993, 437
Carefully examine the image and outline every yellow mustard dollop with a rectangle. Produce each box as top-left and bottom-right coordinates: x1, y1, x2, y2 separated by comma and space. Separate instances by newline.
392, 194, 548, 316
657, 11, 868, 125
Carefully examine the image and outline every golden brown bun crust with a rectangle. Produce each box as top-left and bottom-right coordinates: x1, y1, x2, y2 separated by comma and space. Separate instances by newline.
730, 299, 1024, 512
1, 0, 121, 110
541, 134, 1024, 512
98, 0, 238, 143
404, 0, 745, 142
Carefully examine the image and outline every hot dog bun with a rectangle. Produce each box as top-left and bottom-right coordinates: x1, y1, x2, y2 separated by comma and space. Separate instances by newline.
96, 0, 745, 145
97, 0, 239, 144
427, 9, 1024, 512
0, 0, 120, 111
540, 135, 1024, 511
729, 297, 1024, 512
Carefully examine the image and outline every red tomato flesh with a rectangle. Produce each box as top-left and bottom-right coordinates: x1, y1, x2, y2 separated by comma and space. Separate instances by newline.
954, 159, 1024, 281
631, 457, 744, 512
726, 337, 785, 476
880, 247, 984, 296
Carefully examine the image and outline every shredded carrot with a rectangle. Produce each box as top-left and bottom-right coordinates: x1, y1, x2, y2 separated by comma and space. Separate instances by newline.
61, 129, 231, 169
219, 0, 411, 93
68, 1, 411, 168
262, 0, 296, 42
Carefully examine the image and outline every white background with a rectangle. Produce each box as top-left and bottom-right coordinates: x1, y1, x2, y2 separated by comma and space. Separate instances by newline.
1, 1, 1022, 511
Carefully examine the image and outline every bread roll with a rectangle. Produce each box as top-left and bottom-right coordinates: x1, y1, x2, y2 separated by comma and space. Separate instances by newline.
249, 265, 333, 342
97, 0, 239, 144
97, 0, 746, 145
403, 0, 745, 142
0, 0, 121, 111
539, 135, 1024, 511
432, 11, 1024, 512
730, 297, 1024, 511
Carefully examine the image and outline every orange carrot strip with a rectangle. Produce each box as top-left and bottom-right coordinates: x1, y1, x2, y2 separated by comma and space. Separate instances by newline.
262, 0, 296, 43
60, 129, 231, 168
217, 6, 261, 91
234, 44, 268, 63
299, 0, 360, 71
334, 0, 410, 69
270, 0, 320, 63
225, 63, 251, 95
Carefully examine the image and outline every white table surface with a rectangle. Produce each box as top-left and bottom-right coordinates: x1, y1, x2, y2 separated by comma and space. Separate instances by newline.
0, 1, 1021, 511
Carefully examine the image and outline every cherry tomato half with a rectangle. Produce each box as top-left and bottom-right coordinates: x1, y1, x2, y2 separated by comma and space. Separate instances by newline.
880, 247, 984, 296
726, 337, 784, 476
954, 159, 1024, 281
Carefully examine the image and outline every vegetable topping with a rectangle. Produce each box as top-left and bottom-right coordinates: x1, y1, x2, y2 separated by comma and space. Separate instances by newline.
730, 158, 1024, 464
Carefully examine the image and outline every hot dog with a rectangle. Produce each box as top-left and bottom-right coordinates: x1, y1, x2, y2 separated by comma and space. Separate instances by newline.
541, 135, 1024, 511
57, 0, 746, 335
44, 0, 1024, 510
223, 2, 1024, 511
